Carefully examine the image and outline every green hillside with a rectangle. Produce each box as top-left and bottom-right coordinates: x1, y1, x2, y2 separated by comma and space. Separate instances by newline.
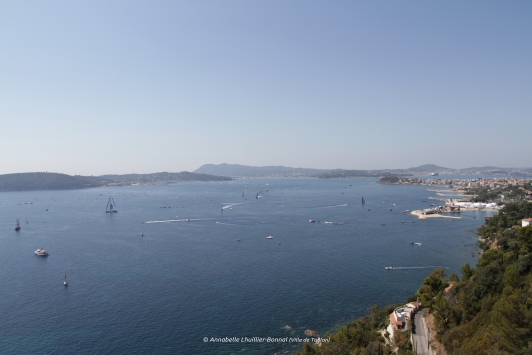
0, 172, 109, 191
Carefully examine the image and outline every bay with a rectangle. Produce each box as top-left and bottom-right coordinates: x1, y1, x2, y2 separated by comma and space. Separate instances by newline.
0, 178, 493, 354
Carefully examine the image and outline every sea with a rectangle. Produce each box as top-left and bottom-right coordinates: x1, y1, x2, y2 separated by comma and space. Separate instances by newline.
0, 178, 494, 355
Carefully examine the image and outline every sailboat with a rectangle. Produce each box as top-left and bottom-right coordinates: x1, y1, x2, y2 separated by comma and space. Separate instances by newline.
362, 197, 365, 205
105, 196, 118, 213
63, 275, 68, 286
267, 229, 273, 239
15, 218, 21, 231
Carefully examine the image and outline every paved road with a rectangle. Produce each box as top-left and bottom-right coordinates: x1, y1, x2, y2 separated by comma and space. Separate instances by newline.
412, 309, 430, 355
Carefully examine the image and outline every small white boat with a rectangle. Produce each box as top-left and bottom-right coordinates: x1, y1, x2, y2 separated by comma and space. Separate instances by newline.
34, 248, 49, 256
267, 229, 273, 239
64, 275, 68, 286
385, 266, 393, 270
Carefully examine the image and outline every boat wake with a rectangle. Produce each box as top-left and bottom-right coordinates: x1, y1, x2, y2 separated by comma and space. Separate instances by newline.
144, 218, 218, 224
220, 202, 251, 210
319, 204, 349, 209
390, 266, 449, 270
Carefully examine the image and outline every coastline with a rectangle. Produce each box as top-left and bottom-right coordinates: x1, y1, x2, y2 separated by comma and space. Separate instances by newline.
410, 210, 462, 220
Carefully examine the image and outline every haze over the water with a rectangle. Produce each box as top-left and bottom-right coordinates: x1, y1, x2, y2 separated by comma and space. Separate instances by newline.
1, 1, 530, 175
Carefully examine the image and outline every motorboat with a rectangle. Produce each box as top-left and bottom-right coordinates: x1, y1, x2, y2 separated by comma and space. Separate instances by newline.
34, 248, 49, 256
385, 266, 393, 270
309, 219, 315, 223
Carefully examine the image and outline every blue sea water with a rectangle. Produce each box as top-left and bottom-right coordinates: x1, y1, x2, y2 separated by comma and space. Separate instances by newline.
0, 178, 494, 354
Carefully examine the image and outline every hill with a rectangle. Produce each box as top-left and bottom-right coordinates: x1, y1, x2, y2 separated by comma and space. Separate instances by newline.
405, 164, 450, 172
194, 163, 324, 177
0, 171, 232, 192
0, 172, 110, 192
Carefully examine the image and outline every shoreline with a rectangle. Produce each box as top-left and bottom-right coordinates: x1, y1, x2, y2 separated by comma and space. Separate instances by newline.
410, 210, 462, 220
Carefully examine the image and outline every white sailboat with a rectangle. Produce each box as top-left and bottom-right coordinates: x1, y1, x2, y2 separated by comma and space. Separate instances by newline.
267, 229, 273, 239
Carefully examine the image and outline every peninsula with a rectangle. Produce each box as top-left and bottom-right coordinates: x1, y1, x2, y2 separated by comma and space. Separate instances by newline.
0, 171, 232, 192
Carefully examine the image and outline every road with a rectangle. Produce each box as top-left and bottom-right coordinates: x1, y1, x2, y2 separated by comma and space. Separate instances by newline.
412, 309, 430, 355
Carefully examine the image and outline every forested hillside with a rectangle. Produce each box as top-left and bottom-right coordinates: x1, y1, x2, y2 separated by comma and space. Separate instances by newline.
0, 172, 109, 191
427, 202, 532, 354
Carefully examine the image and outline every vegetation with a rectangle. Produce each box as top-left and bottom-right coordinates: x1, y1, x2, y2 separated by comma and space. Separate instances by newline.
0, 171, 232, 192
465, 181, 532, 203
295, 202, 532, 355
420, 202, 532, 354
293, 304, 412, 355
378, 176, 401, 184
0, 172, 110, 191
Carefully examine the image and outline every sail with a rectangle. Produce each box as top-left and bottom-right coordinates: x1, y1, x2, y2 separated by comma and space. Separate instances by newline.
106, 196, 118, 212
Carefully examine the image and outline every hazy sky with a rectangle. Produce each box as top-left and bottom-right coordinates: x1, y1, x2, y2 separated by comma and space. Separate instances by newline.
1, 1, 530, 175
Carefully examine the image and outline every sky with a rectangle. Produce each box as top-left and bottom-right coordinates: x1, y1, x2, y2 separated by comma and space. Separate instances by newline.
0, 1, 531, 175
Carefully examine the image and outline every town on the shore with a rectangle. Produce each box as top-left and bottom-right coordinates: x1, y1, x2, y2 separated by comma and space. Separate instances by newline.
379, 175, 532, 219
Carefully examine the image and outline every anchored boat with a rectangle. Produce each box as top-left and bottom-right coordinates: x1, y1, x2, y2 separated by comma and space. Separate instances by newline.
34, 248, 49, 256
